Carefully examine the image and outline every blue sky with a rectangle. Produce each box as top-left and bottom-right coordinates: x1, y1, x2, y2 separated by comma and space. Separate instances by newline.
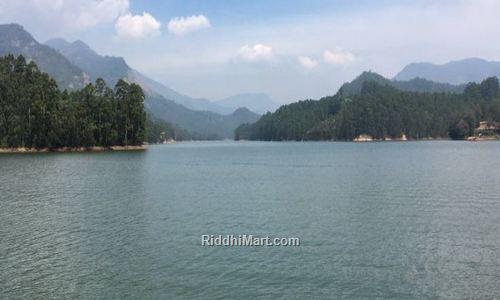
130, 0, 374, 23
1, 0, 499, 103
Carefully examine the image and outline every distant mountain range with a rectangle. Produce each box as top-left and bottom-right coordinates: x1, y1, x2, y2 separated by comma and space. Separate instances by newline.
0, 23, 259, 139
340, 71, 465, 95
5, 23, 500, 140
43, 37, 259, 138
45, 37, 279, 116
0, 24, 88, 90
45, 38, 130, 88
395, 58, 500, 84
215, 93, 280, 115
44, 37, 232, 114
147, 95, 259, 139
236, 74, 500, 141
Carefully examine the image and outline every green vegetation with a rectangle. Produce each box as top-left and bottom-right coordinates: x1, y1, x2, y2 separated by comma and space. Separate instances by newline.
146, 114, 197, 143
236, 76, 500, 141
147, 95, 260, 140
0, 24, 87, 90
339, 71, 465, 96
0, 55, 146, 149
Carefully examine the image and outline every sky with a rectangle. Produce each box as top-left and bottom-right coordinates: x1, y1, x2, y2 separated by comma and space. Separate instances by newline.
1, 0, 500, 103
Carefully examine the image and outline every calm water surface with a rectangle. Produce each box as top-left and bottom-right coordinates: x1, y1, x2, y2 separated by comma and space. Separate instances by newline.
1, 141, 500, 299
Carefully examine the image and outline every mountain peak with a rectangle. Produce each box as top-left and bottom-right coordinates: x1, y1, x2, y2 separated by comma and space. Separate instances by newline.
0, 23, 25, 31
0, 23, 87, 90
339, 71, 391, 96
216, 93, 279, 114
0, 23, 35, 44
232, 107, 253, 115
45, 37, 130, 86
46, 38, 94, 54
72, 39, 91, 49
395, 58, 500, 84
340, 70, 464, 96
356, 71, 387, 81
44, 38, 70, 50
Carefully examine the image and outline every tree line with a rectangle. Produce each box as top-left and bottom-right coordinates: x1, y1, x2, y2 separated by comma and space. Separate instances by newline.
235, 77, 500, 141
0, 55, 150, 148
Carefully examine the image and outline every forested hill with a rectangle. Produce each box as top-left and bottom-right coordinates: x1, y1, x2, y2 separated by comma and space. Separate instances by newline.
146, 95, 260, 140
43, 36, 260, 138
45, 37, 232, 115
338, 71, 465, 96
395, 58, 500, 85
0, 55, 146, 149
0, 24, 88, 90
235, 76, 500, 141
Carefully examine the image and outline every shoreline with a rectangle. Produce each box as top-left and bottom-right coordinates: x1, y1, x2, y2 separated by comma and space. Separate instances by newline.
467, 136, 499, 141
236, 137, 499, 142
0, 145, 146, 153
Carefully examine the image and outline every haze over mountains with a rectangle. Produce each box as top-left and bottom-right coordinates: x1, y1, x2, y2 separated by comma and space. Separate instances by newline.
0, 23, 261, 139
340, 71, 465, 96
45, 37, 273, 116
395, 58, 500, 85
0, 24, 88, 90
3, 23, 500, 140
234, 59, 500, 141
215, 93, 280, 115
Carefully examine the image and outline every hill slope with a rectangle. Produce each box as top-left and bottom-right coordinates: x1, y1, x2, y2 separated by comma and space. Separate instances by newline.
0, 24, 88, 90
215, 93, 279, 114
45, 38, 232, 114
236, 74, 500, 141
45, 38, 129, 88
43, 36, 259, 138
340, 71, 464, 96
395, 58, 500, 84
147, 95, 259, 139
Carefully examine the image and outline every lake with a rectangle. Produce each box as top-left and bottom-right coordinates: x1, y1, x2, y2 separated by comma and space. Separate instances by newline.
1, 141, 499, 299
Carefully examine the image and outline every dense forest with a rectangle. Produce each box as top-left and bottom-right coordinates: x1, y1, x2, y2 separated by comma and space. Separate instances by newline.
235, 77, 500, 141
338, 71, 465, 96
0, 55, 148, 149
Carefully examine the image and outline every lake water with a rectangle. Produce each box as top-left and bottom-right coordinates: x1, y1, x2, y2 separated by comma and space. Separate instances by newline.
1, 141, 500, 299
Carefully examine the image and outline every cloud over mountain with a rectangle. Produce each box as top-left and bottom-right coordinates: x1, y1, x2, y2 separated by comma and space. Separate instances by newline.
323, 48, 356, 65
238, 44, 274, 62
115, 12, 161, 39
167, 15, 211, 36
298, 56, 318, 69
0, 0, 129, 30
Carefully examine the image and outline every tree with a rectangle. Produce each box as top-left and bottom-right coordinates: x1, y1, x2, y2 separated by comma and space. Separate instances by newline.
0, 56, 147, 149
237, 77, 500, 141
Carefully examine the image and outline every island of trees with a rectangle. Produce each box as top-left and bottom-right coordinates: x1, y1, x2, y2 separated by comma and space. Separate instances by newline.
235, 76, 500, 141
0, 55, 150, 150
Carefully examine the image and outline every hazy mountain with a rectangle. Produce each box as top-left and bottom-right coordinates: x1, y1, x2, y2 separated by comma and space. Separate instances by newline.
340, 71, 464, 96
125, 69, 233, 115
45, 38, 232, 114
394, 58, 500, 84
43, 36, 258, 138
0, 24, 88, 90
45, 38, 129, 87
216, 93, 279, 114
236, 75, 500, 141
146, 95, 259, 139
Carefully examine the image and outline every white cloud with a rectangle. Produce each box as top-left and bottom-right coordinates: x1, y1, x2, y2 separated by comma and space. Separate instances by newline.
115, 12, 161, 39
0, 0, 129, 30
298, 56, 318, 69
238, 44, 274, 62
75, 0, 129, 29
323, 48, 356, 65
167, 15, 211, 36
